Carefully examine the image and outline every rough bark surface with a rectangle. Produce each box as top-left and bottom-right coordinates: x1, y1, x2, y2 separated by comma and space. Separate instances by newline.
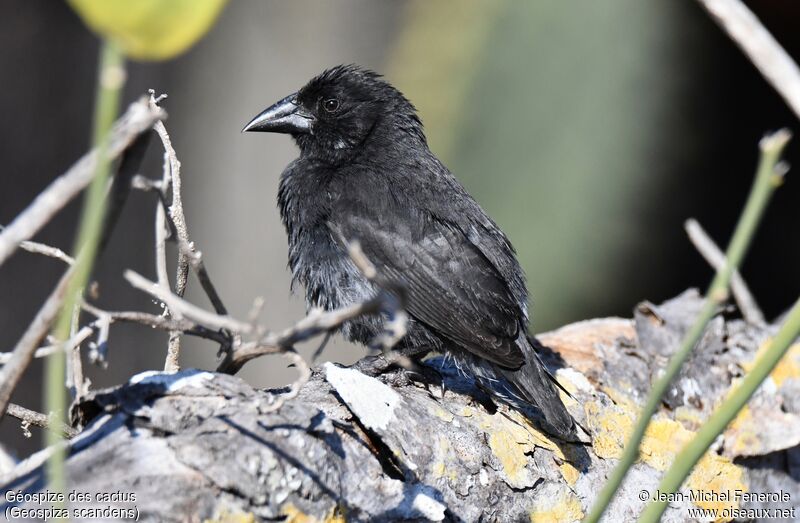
1, 291, 798, 522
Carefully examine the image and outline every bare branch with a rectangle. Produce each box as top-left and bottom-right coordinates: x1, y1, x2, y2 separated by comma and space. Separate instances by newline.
66, 302, 89, 400
0, 301, 231, 370
116, 232, 409, 405
0, 98, 164, 418
136, 173, 231, 356
148, 92, 230, 369
178, 240, 229, 316
124, 270, 252, 334
81, 303, 230, 345
347, 241, 377, 280
0, 225, 74, 266
261, 350, 311, 413
220, 299, 386, 373
0, 346, 59, 365
697, 0, 800, 120
311, 332, 332, 363
6, 403, 78, 439
1, 90, 408, 425
347, 241, 408, 353
18, 239, 74, 265
125, 245, 405, 377
149, 94, 190, 302
0, 98, 165, 267
154, 196, 172, 295
373, 308, 409, 354
0, 325, 94, 365
685, 219, 766, 325
149, 92, 185, 372
0, 266, 75, 416
155, 155, 183, 372
265, 299, 383, 349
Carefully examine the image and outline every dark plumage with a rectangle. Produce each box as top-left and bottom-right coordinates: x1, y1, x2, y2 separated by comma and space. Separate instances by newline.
244, 65, 577, 440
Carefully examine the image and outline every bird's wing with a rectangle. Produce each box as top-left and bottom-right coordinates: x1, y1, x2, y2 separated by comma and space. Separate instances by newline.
335, 213, 526, 368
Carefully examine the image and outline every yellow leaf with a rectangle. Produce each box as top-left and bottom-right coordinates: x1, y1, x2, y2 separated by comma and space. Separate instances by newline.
69, 0, 228, 61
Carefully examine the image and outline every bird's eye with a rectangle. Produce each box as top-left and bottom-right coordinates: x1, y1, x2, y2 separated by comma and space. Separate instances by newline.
323, 98, 340, 113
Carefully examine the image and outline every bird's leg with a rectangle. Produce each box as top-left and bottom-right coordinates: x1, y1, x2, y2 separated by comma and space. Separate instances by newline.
350, 352, 396, 376
392, 356, 444, 394
351, 349, 443, 394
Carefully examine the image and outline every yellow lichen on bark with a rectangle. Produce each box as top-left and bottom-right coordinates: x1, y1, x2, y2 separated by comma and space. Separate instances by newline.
529, 490, 584, 523
741, 341, 800, 388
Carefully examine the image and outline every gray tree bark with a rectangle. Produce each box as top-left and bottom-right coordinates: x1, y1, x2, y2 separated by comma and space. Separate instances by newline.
1, 291, 798, 522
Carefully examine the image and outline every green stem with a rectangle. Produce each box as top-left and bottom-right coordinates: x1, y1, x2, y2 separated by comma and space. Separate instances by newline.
584, 129, 791, 523
44, 39, 125, 494
639, 296, 800, 522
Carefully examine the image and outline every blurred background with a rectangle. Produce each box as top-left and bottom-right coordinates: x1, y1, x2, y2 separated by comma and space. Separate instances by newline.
1, 0, 798, 457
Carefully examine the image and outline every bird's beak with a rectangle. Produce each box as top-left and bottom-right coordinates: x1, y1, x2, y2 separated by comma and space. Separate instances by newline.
242, 93, 314, 134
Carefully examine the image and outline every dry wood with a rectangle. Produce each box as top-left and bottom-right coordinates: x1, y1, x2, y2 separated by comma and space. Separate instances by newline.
0, 98, 164, 267
6, 403, 77, 439
0, 267, 75, 417
1, 292, 796, 522
685, 218, 765, 325
697, 0, 800, 120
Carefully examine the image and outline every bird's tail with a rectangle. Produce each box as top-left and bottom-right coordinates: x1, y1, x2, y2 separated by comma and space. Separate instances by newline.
490, 336, 578, 442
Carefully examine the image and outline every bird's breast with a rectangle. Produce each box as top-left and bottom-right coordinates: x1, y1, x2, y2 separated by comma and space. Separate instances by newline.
285, 223, 374, 314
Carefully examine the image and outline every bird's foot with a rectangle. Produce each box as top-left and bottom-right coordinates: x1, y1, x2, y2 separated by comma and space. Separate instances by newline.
351, 353, 395, 376
352, 353, 444, 396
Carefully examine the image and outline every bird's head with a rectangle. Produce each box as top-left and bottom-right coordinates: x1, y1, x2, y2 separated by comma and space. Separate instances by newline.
243, 64, 425, 162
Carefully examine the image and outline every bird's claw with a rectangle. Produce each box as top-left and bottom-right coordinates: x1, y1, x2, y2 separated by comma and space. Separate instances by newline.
351, 353, 445, 397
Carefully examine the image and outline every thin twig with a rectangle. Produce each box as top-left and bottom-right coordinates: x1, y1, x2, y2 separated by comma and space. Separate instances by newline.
154, 150, 183, 372
19, 240, 74, 265
640, 296, 800, 522
347, 241, 377, 279
0, 301, 228, 371
0, 303, 228, 369
373, 308, 409, 354
154, 187, 171, 295
154, 219, 170, 279
0, 225, 74, 266
149, 92, 185, 371
81, 303, 230, 345
0, 266, 75, 416
149, 96, 190, 301
66, 302, 89, 400
685, 218, 765, 325
125, 270, 252, 334
347, 241, 408, 353
0, 346, 59, 364
124, 241, 406, 377
148, 92, 229, 369
0, 325, 95, 365
178, 239, 229, 316
311, 332, 333, 363
219, 274, 407, 372
223, 298, 388, 372
270, 300, 383, 348
0, 98, 164, 267
6, 403, 78, 439
585, 129, 791, 523
262, 350, 311, 413
134, 182, 229, 318
2, 231, 84, 390
697, 0, 800, 121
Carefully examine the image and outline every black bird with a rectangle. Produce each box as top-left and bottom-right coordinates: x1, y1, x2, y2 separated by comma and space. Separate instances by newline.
244, 65, 577, 441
